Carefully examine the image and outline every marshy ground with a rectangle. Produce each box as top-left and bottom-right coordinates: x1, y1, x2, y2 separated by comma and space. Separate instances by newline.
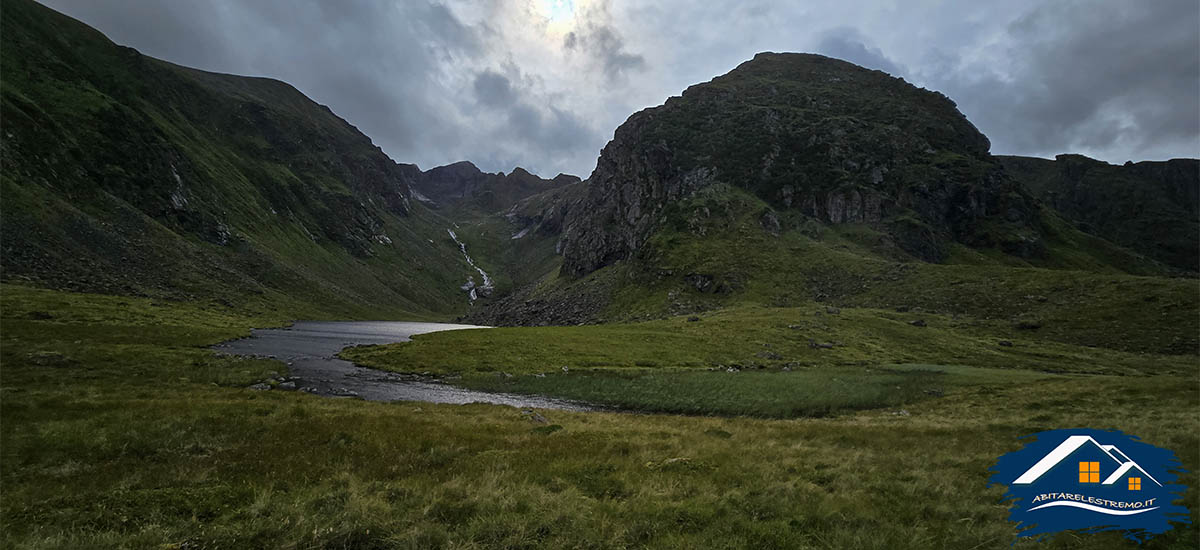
1, 284, 1196, 549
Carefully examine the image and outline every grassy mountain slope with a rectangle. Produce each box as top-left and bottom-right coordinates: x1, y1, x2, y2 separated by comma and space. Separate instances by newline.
444, 178, 586, 304
465, 53, 1195, 362
1, 0, 480, 318
467, 183, 1196, 353
999, 154, 1199, 272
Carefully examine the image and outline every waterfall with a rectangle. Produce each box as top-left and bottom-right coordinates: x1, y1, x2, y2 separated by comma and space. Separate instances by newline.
447, 228, 494, 301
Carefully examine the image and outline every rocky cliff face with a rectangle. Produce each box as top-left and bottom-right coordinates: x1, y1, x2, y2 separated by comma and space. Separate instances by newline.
561, 52, 1045, 276
999, 154, 1199, 271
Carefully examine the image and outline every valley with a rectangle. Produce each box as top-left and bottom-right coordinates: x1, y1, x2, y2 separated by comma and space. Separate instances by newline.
1, 1, 1196, 548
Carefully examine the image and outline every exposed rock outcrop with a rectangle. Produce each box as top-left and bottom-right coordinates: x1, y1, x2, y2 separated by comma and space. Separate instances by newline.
1000, 154, 1199, 272
560, 52, 1045, 277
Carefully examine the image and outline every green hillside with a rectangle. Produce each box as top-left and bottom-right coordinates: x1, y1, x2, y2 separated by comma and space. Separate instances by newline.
0, 0, 479, 318
999, 154, 1199, 272
1, 4, 1197, 548
467, 56, 1193, 349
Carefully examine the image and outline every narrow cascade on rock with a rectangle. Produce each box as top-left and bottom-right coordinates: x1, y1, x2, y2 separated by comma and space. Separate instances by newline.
447, 228, 493, 301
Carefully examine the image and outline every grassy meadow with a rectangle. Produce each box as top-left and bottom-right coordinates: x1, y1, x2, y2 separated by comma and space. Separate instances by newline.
1, 283, 1197, 549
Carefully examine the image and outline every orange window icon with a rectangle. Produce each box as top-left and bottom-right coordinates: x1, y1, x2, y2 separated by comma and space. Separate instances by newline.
1129, 477, 1141, 490
1078, 461, 1100, 483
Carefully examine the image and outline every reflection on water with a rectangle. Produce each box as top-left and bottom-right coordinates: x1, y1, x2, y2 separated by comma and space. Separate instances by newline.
216, 321, 593, 412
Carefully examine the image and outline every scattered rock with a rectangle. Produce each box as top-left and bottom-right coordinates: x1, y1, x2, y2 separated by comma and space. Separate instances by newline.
890, 409, 911, 417
277, 381, 297, 390
825, 306, 841, 315
923, 389, 944, 397
807, 339, 835, 349
787, 324, 803, 329
998, 340, 1013, 347
759, 210, 781, 235
909, 319, 927, 327
646, 457, 709, 471
247, 382, 271, 391
1014, 320, 1042, 330
756, 350, 783, 360
685, 273, 715, 293
522, 410, 550, 424
27, 351, 69, 366
561, 366, 570, 373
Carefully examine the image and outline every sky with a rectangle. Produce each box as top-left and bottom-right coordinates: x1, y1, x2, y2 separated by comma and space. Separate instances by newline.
41, 0, 1200, 178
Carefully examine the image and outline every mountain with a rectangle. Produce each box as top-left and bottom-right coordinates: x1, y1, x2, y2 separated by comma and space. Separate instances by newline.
410, 161, 580, 215
3, 0, 1193, 355
560, 52, 1136, 276
466, 53, 1195, 356
0, 0, 494, 317
999, 154, 1199, 272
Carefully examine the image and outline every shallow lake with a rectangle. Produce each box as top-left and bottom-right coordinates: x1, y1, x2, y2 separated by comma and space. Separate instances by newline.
216, 321, 593, 411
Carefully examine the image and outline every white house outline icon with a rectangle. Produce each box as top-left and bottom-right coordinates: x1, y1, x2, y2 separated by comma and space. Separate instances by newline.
1012, 435, 1162, 486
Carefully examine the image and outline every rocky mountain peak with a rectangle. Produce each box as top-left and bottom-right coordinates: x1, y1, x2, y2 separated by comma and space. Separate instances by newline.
552, 173, 583, 185
560, 52, 1041, 277
410, 161, 576, 214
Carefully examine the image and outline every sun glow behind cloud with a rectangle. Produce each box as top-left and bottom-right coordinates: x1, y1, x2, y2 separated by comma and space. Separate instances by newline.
536, 0, 576, 34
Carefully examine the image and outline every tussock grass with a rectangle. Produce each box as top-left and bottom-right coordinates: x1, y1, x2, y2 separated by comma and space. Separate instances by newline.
2, 285, 1197, 548
453, 364, 1057, 417
343, 305, 1194, 377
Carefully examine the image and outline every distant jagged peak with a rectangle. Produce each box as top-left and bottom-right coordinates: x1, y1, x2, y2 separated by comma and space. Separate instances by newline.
411, 161, 576, 212
425, 160, 483, 178
552, 173, 583, 185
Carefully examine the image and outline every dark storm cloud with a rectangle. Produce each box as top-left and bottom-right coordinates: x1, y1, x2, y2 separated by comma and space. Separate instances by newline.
473, 70, 517, 107
475, 68, 595, 159
562, 3, 645, 83
920, 0, 1199, 160
815, 28, 906, 77
563, 25, 645, 81
37, 0, 603, 175
507, 104, 590, 152
34, 0, 237, 73
34, 0, 1200, 177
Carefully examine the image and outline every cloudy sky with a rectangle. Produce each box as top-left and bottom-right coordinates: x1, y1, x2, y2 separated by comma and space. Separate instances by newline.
42, 0, 1199, 177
